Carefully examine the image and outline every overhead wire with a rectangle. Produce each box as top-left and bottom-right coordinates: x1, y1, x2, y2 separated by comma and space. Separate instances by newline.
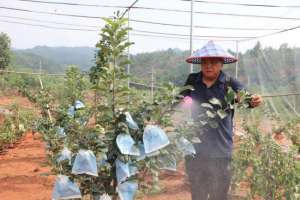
2, 0, 300, 116
133, 30, 255, 39
130, 18, 285, 30
0, 6, 104, 19
2, 3, 300, 45
2, 8, 300, 42
0, 69, 66, 76
181, 0, 300, 8
0, 69, 162, 90
0, 19, 223, 40
12, 0, 128, 9
0, 18, 256, 40
121, 0, 140, 18
1, 69, 300, 98
130, 33, 252, 41
0, 19, 98, 31
9, 0, 300, 12
0, 14, 283, 31
2, 5, 300, 22
1, 4, 299, 42
4, 0, 300, 42
0, 5, 293, 40
0, 14, 100, 28
239, 23, 300, 42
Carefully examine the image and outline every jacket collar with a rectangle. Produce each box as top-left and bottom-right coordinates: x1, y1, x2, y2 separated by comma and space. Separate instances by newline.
195, 71, 226, 84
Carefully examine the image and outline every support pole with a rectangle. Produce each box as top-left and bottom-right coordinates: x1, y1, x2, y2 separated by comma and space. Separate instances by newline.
126, 10, 131, 108
39, 60, 44, 89
151, 65, 154, 102
39, 60, 52, 122
189, 0, 194, 73
294, 95, 297, 113
127, 10, 131, 89
234, 41, 239, 132
235, 40, 239, 79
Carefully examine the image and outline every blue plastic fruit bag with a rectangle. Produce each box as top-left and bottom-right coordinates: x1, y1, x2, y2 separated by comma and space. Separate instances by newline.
176, 137, 196, 156
74, 100, 85, 110
71, 149, 98, 176
117, 181, 138, 200
125, 112, 138, 130
57, 147, 72, 164
116, 134, 140, 156
143, 125, 170, 154
52, 175, 81, 200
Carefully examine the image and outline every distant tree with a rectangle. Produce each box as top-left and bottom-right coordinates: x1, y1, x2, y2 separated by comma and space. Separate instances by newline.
0, 32, 11, 69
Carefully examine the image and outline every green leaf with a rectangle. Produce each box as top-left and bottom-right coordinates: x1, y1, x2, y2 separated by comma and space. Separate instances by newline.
208, 98, 222, 107
191, 137, 201, 143
180, 85, 194, 91
208, 121, 218, 128
217, 109, 227, 119
201, 103, 214, 109
200, 120, 207, 126
238, 90, 246, 102
206, 110, 216, 118
225, 87, 235, 104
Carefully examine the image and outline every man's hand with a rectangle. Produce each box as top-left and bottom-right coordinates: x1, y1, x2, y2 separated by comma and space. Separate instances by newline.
250, 94, 263, 108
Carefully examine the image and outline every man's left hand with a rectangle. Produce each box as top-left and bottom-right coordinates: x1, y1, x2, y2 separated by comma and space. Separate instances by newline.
250, 94, 263, 108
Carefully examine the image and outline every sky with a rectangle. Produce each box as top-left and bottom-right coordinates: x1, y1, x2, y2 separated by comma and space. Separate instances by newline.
1, 0, 300, 54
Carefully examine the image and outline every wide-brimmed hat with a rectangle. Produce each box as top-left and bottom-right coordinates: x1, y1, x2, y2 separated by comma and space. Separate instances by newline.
186, 40, 237, 64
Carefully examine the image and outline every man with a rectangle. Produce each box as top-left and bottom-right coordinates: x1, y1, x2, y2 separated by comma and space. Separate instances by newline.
183, 41, 262, 200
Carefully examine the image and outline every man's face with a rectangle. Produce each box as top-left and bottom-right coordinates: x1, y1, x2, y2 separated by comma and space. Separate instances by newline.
200, 57, 223, 79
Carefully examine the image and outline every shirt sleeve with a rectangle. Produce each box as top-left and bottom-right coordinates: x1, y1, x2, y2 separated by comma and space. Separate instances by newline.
230, 77, 245, 93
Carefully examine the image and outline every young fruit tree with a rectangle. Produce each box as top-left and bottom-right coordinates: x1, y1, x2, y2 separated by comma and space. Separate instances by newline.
37, 13, 197, 200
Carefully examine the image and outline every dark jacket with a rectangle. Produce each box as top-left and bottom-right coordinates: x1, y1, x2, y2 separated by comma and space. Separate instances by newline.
182, 71, 244, 158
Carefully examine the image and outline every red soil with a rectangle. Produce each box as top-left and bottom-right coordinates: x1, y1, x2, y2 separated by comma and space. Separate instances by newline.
0, 94, 192, 200
0, 132, 191, 200
0, 133, 55, 200
0, 95, 295, 200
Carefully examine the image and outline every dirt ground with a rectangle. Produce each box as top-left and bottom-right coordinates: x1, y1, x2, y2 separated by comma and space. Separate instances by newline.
0, 133, 55, 200
0, 95, 192, 200
0, 95, 35, 109
0, 95, 295, 200
0, 132, 191, 200
0, 95, 55, 200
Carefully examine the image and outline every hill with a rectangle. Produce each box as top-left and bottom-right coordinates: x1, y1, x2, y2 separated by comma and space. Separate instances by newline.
10, 43, 300, 89
13, 46, 95, 72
